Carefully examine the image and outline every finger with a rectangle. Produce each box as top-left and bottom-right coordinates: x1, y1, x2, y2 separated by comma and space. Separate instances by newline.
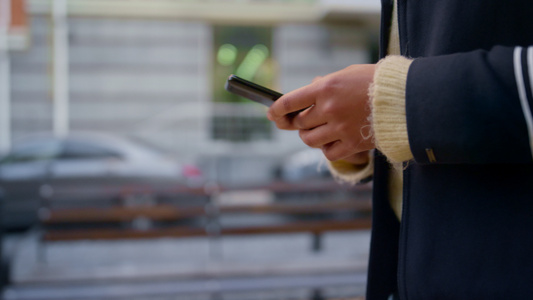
267, 84, 317, 121
312, 76, 323, 83
298, 125, 338, 148
272, 114, 298, 130
321, 140, 359, 162
292, 104, 326, 130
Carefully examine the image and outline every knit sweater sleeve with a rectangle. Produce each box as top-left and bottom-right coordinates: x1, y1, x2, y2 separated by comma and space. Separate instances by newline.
372, 55, 414, 163
326, 55, 414, 183
326, 151, 374, 184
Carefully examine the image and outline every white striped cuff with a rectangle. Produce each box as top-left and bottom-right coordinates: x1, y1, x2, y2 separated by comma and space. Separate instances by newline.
513, 46, 533, 160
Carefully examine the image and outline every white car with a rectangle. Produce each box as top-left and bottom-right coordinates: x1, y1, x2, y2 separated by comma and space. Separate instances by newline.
0, 132, 203, 230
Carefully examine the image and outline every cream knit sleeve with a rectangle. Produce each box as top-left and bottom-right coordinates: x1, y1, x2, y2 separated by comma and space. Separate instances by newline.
326, 151, 374, 184
372, 55, 414, 163
326, 55, 414, 184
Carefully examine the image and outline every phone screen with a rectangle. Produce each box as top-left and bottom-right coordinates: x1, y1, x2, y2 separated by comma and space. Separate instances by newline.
224, 75, 283, 107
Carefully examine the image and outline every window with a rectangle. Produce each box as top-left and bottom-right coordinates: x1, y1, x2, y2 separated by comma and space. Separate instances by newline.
212, 115, 272, 142
60, 140, 122, 160
1, 140, 61, 164
212, 26, 276, 142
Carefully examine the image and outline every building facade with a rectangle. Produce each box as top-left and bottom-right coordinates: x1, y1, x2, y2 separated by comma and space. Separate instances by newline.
4, 0, 378, 184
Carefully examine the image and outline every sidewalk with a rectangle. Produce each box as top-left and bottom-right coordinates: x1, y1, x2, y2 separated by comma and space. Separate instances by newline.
2, 229, 370, 299
7, 230, 370, 284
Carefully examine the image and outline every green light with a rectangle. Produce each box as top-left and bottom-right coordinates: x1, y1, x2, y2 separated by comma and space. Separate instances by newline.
217, 44, 238, 66
235, 44, 270, 80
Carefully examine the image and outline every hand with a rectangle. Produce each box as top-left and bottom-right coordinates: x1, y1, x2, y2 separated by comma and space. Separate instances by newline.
267, 64, 376, 162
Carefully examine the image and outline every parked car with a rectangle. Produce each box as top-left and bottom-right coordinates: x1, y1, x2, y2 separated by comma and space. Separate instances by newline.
273, 148, 372, 204
276, 148, 331, 182
0, 187, 9, 289
0, 132, 204, 230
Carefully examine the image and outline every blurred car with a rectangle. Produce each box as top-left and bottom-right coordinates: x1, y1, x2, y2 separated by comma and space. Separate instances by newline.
276, 148, 331, 182
0, 132, 204, 230
273, 148, 372, 205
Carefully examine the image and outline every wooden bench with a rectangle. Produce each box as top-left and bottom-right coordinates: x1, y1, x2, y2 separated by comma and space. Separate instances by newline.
37, 182, 372, 260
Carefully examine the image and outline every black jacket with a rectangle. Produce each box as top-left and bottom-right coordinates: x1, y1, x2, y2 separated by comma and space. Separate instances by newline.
368, 1, 533, 299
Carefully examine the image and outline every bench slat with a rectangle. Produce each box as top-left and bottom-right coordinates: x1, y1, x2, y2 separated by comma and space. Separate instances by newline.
41, 200, 371, 224
42, 218, 372, 241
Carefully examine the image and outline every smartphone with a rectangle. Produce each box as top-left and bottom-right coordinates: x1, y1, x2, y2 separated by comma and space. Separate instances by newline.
224, 74, 282, 107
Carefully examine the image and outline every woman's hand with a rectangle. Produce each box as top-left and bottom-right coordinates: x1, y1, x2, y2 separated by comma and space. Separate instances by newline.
267, 64, 376, 163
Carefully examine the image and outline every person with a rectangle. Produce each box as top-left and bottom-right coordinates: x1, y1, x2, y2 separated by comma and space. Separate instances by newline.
267, 1, 533, 299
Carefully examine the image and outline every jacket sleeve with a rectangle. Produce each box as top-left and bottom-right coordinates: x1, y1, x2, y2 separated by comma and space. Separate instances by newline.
406, 46, 533, 164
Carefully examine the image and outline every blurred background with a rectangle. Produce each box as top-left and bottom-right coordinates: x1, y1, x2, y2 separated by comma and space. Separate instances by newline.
0, 0, 379, 299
